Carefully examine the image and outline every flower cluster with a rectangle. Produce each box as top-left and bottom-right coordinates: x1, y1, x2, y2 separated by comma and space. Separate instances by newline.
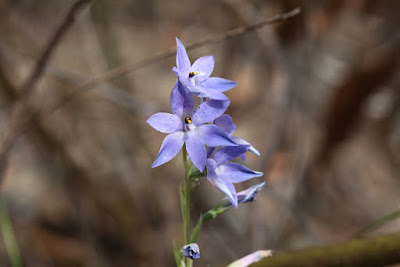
147, 38, 263, 208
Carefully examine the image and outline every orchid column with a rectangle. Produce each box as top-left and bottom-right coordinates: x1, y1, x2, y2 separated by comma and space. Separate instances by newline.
147, 38, 265, 267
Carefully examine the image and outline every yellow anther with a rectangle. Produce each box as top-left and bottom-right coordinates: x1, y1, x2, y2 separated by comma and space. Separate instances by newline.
189, 72, 197, 78
184, 117, 192, 124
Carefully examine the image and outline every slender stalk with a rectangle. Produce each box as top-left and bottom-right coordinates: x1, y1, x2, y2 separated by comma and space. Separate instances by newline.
354, 209, 400, 238
0, 197, 23, 267
181, 144, 193, 267
182, 145, 191, 243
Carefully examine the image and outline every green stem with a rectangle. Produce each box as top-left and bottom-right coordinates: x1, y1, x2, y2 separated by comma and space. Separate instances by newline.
181, 144, 193, 267
182, 145, 191, 244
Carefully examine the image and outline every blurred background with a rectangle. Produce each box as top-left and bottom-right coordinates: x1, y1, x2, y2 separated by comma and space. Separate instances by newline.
0, 0, 399, 266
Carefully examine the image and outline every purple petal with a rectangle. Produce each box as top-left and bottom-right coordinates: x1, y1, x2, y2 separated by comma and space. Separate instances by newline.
176, 38, 191, 77
213, 145, 250, 165
237, 182, 265, 204
206, 158, 217, 172
191, 55, 214, 83
170, 80, 195, 118
183, 243, 200, 260
216, 162, 263, 183
195, 124, 237, 147
199, 77, 236, 92
147, 112, 183, 133
195, 87, 230, 101
192, 100, 230, 126
186, 130, 206, 172
215, 114, 236, 135
231, 136, 261, 156
152, 132, 185, 168
206, 147, 216, 158
188, 85, 230, 101
173, 67, 191, 89
207, 175, 238, 208
229, 250, 273, 266
188, 86, 206, 97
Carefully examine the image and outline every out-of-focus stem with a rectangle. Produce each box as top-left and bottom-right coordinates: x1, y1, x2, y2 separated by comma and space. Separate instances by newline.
0, 197, 23, 267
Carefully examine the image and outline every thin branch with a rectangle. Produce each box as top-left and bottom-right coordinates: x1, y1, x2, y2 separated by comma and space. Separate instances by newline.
80, 7, 301, 90
43, 7, 301, 115
19, 0, 91, 97
251, 232, 400, 267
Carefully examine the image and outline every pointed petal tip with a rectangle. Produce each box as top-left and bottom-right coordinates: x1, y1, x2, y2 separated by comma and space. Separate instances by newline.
225, 192, 238, 208
175, 38, 186, 49
249, 146, 261, 156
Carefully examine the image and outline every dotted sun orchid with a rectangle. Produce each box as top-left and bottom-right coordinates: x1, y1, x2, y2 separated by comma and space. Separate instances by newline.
206, 145, 263, 208
147, 80, 237, 172
172, 38, 237, 101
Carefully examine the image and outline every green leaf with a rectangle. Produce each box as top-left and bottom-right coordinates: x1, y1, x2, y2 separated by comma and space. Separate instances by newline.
190, 215, 203, 243
172, 242, 185, 267
201, 205, 231, 224
189, 203, 232, 244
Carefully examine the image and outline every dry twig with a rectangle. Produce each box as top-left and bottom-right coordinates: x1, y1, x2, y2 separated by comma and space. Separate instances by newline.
0, 0, 91, 185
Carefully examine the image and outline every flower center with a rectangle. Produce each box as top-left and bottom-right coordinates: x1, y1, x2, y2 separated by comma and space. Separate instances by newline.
184, 117, 192, 124
189, 72, 197, 78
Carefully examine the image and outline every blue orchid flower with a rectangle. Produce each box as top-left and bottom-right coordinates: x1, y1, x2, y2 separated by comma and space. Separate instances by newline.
182, 243, 200, 260
214, 114, 260, 156
207, 114, 260, 161
172, 38, 237, 101
206, 145, 263, 208
147, 80, 236, 171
